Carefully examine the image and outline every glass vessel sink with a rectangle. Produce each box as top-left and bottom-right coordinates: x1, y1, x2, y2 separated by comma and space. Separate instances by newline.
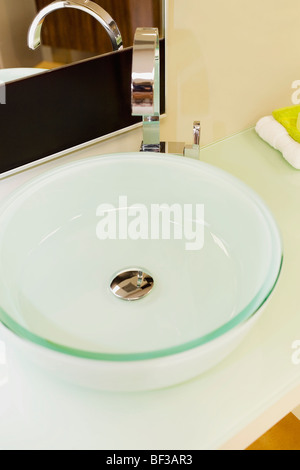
0, 153, 283, 391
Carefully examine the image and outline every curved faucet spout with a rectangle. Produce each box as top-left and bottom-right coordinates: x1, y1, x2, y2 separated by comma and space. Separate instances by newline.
28, 0, 123, 52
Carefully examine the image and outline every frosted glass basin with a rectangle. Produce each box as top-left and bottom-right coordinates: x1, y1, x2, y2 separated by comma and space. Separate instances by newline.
0, 153, 282, 391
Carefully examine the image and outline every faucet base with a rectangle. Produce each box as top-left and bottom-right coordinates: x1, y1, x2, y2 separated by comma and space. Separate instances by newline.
140, 142, 162, 153
140, 141, 201, 159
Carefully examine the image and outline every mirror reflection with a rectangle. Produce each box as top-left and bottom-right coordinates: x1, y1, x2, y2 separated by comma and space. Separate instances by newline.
0, 0, 164, 70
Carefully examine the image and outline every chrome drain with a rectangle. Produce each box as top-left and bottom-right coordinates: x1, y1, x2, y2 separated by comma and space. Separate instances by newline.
110, 269, 154, 301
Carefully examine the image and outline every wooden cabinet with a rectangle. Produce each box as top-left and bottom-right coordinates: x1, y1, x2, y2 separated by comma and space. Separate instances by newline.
34, 0, 162, 54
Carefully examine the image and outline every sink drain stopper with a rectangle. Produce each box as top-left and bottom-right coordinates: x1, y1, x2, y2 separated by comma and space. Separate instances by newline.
110, 269, 154, 301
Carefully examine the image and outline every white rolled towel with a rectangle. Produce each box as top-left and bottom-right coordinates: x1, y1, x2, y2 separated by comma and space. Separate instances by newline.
255, 115, 300, 170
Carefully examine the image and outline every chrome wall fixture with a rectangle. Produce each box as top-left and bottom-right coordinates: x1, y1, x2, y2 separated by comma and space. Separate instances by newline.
28, 0, 123, 52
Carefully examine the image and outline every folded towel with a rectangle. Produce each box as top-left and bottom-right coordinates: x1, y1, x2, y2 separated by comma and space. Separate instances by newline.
272, 105, 300, 143
255, 116, 300, 169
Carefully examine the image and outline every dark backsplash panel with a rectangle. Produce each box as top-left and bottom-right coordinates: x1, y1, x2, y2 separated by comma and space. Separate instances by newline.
0, 39, 165, 174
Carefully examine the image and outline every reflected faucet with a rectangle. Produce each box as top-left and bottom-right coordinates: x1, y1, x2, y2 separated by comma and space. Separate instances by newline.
28, 0, 123, 52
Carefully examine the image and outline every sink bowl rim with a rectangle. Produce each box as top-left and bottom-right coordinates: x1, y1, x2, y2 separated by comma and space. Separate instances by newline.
0, 153, 283, 362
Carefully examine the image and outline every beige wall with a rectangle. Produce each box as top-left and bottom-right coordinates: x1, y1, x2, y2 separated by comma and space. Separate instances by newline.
161, 0, 300, 146
0, 0, 41, 68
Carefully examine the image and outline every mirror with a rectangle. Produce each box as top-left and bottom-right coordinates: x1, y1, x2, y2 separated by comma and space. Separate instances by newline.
0, 0, 165, 70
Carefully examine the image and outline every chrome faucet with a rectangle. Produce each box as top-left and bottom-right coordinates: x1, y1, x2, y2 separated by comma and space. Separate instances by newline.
28, 0, 123, 52
131, 27, 200, 158
131, 27, 160, 152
